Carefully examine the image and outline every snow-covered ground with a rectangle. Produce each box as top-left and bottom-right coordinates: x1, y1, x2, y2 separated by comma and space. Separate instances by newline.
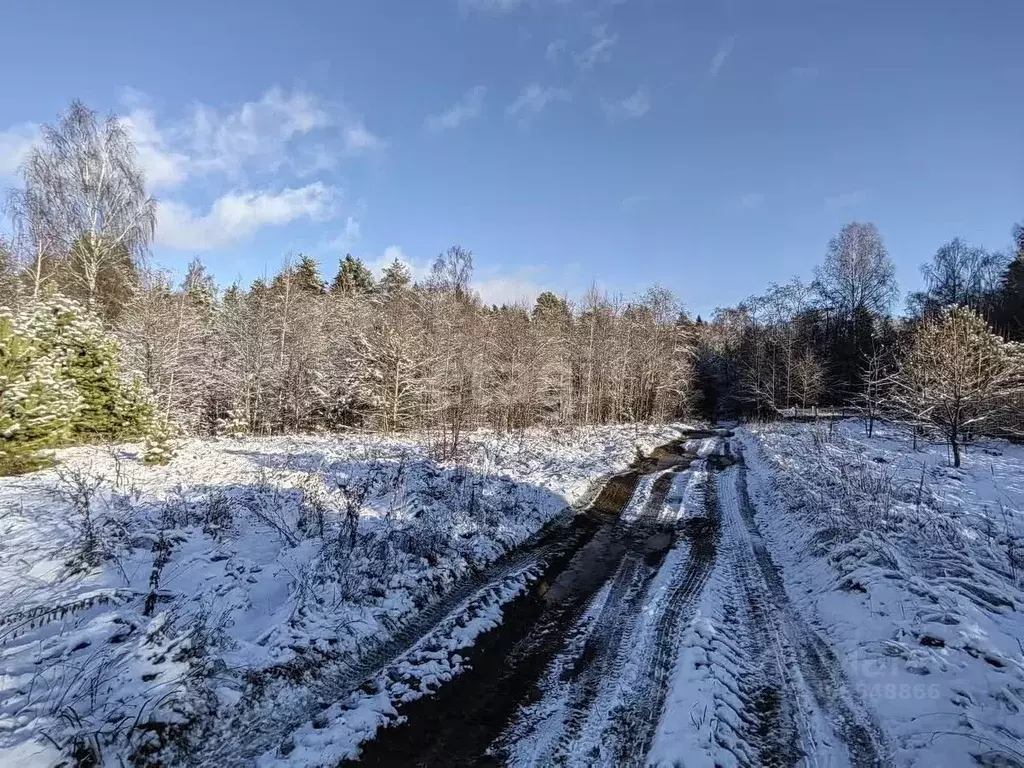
6, 418, 1020, 767
0, 424, 679, 766
739, 419, 1024, 767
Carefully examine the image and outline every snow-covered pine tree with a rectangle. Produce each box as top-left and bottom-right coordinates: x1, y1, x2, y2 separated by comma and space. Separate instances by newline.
331, 254, 375, 295
14, 295, 153, 441
0, 313, 80, 473
140, 417, 179, 465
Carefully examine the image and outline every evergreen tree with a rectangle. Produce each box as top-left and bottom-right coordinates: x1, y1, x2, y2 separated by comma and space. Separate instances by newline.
378, 258, 412, 295
331, 254, 375, 295
0, 314, 80, 473
17, 296, 153, 440
182, 257, 217, 308
533, 291, 570, 319
996, 223, 1024, 341
292, 255, 325, 295
140, 418, 179, 465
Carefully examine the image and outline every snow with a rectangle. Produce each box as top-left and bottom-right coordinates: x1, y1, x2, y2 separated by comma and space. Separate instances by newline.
739, 419, 1024, 767
9, 417, 1015, 767
0, 423, 680, 766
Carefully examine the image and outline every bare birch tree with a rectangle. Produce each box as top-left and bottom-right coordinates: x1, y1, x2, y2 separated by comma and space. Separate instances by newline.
815, 222, 897, 322
11, 101, 156, 318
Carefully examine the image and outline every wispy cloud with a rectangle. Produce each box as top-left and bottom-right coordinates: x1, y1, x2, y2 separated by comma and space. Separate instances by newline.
709, 36, 735, 77
118, 86, 382, 191
475, 274, 543, 307
2, 87, 375, 250
602, 86, 650, 121
0, 123, 40, 178
326, 215, 363, 252
575, 24, 618, 70
506, 84, 571, 125
156, 183, 337, 250
546, 38, 567, 61
824, 190, 866, 210
343, 122, 385, 154
425, 86, 487, 132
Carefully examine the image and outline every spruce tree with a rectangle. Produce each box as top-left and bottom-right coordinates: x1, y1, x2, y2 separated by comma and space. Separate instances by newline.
378, 258, 412, 295
0, 314, 80, 473
141, 417, 179, 465
331, 254, 376, 295
292, 255, 326, 295
15, 296, 153, 441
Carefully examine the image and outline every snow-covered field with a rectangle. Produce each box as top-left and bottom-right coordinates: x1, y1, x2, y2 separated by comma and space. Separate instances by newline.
739, 419, 1024, 766
4, 418, 1022, 767
0, 424, 678, 766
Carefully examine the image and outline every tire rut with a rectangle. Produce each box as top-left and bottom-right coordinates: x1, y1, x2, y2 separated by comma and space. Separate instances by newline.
345, 436, 698, 766
602, 467, 720, 766
520, 466, 691, 764
721, 445, 887, 768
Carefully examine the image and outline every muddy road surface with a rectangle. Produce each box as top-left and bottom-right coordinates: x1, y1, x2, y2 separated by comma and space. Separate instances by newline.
341, 429, 886, 767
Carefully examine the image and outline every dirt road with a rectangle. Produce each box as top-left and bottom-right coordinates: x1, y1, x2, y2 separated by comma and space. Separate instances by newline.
342, 429, 886, 767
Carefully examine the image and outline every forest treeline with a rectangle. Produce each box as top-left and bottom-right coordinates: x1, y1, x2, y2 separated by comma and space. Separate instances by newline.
2, 100, 1024, 468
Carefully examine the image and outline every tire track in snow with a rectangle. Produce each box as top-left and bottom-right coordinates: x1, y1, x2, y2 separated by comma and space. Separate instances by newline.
493, 466, 688, 766
601, 464, 720, 766
715, 463, 806, 767
546, 465, 693, 759
346, 439, 697, 766
496, 580, 615, 765
500, 456, 718, 767
721, 446, 887, 768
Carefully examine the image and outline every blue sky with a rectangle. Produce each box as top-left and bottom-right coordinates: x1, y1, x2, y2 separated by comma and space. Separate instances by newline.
0, 0, 1021, 316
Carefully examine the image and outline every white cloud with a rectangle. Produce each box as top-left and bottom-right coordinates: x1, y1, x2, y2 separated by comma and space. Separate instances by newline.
602, 86, 650, 120
740, 192, 764, 210
326, 215, 363, 252
119, 86, 381, 191
0, 123, 39, 178
426, 86, 487, 132
575, 25, 618, 70
709, 36, 735, 77
507, 84, 571, 125
367, 246, 433, 283
474, 275, 542, 307
343, 122, 384, 154
825, 190, 866, 210
156, 183, 336, 250
119, 109, 191, 189
546, 39, 567, 61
